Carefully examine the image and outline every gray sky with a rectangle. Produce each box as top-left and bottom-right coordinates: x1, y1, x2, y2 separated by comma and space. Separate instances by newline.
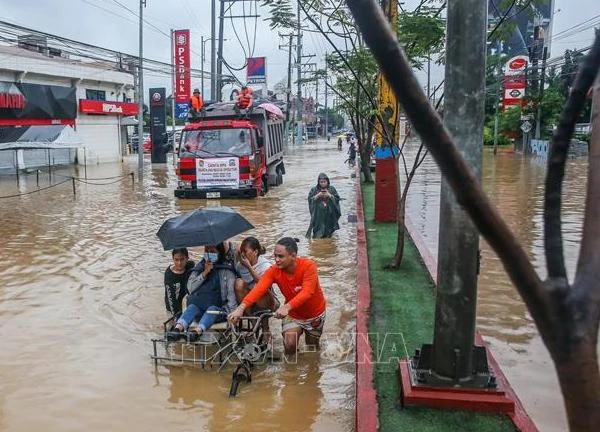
0, 0, 597, 99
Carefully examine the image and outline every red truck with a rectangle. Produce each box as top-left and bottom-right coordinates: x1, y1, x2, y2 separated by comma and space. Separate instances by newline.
175, 105, 286, 199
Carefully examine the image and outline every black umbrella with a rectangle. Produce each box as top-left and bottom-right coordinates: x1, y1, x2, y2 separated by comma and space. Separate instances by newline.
156, 206, 254, 250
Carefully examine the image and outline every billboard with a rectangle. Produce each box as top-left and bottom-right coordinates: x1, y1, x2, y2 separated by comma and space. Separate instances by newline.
247, 57, 266, 84
0, 81, 76, 125
173, 29, 190, 119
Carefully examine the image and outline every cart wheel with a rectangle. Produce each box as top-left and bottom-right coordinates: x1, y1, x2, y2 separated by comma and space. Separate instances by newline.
229, 376, 241, 397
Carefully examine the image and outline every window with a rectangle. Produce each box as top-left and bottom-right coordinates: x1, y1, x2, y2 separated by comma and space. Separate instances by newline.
86, 89, 106, 101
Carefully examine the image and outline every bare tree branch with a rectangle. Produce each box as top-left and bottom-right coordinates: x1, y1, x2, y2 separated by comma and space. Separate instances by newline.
344, 0, 553, 334
544, 34, 600, 281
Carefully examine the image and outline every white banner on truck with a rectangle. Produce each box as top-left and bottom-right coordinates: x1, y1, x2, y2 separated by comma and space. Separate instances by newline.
195, 157, 239, 188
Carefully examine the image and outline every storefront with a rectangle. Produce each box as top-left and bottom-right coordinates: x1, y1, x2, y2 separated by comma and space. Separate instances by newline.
0, 80, 78, 170
77, 99, 138, 163
0, 44, 136, 169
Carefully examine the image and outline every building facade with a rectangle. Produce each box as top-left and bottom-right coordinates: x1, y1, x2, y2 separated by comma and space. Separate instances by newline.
0, 40, 137, 170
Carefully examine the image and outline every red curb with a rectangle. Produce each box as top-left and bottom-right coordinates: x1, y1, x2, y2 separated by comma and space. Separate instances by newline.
404, 214, 539, 432
355, 180, 379, 432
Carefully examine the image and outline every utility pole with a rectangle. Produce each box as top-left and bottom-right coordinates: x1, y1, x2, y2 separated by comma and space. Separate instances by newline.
278, 33, 294, 125
324, 53, 328, 139
413, 0, 493, 389
216, 0, 225, 101
137, 0, 146, 182
201, 35, 205, 98
427, 52, 431, 98
493, 61, 502, 155
535, 46, 548, 139
296, 0, 303, 145
210, 0, 216, 100
374, 0, 399, 222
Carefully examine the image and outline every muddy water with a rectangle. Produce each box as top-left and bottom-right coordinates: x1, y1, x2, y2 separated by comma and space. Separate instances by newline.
0, 141, 357, 432
403, 141, 590, 432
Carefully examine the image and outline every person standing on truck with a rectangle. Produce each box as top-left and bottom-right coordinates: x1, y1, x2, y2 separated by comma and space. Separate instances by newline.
189, 89, 205, 122
234, 85, 254, 117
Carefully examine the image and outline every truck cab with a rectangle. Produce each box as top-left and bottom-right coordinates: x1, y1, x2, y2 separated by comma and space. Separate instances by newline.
175, 106, 285, 199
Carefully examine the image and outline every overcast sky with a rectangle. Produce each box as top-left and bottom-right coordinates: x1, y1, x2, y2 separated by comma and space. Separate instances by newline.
0, 0, 597, 100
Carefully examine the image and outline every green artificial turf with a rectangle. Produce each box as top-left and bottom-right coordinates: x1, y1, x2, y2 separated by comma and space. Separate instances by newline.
362, 182, 515, 432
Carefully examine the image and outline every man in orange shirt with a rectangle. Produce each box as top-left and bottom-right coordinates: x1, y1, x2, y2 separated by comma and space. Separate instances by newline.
228, 237, 326, 355
189, 88, 205, 121
234, 85, 254, 117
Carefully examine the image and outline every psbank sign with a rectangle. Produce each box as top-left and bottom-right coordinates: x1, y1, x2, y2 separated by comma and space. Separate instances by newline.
79, 99, 139, 115
173, 29, 191, 104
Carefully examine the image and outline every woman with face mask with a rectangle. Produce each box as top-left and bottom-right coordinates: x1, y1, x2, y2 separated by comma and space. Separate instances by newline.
166, 242, 238, 342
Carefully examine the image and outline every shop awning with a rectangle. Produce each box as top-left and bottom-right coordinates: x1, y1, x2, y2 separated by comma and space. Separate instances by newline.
120, 116, 139, 126
0, 125, 83, 150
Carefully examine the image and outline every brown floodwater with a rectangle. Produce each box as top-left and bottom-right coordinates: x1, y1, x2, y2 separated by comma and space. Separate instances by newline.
403, 141, 592, 432
0, 141, 357, 432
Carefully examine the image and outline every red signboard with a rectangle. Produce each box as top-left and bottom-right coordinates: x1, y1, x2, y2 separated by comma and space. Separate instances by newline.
0, 92, 26, 109
173, 29, 191, 103
79, 99, 139, 115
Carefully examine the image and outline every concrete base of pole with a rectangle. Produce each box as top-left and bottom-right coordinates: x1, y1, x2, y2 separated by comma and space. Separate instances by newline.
399, 358, 514, 414
410, 343, 493, 388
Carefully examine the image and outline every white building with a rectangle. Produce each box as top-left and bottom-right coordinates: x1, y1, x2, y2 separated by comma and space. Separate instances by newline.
0, 39, 137, 169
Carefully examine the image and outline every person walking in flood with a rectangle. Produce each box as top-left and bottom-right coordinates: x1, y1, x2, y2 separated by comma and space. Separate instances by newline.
228, 237, 326, 356
306, 173, 341, 238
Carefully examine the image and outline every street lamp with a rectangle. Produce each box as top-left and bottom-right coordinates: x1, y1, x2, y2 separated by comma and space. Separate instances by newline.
201, 36, 226, 100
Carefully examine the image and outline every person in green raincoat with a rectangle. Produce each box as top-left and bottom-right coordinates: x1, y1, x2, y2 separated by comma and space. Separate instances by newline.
306, 173, 341, 238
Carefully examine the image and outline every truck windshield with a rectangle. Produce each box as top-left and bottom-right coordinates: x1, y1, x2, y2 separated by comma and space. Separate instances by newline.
179, 128, 253, 157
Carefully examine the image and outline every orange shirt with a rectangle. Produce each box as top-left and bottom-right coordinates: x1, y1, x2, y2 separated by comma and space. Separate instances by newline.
241, 257, 326, 320
190, 95, 204, 110
237, 88, 253, 109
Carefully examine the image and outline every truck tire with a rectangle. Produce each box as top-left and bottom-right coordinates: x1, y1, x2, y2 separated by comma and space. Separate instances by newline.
276, 173, 283, 186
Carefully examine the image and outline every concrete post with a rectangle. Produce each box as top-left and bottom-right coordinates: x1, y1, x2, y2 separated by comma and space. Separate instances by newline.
431, 0, 487, 384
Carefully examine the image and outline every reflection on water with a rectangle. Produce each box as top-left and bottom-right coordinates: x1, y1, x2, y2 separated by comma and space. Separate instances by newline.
0, 143, 356, 432
403, 142, 589, 432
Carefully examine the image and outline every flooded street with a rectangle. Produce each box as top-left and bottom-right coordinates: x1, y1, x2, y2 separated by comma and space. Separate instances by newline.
403, 141, 591, 432
0, 141, 357, 432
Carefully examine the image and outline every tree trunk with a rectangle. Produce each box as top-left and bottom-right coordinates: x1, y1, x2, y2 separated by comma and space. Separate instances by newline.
554, 341, 600, 431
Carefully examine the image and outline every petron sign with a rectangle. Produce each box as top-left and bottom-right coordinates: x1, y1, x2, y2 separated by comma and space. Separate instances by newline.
503, 55, 529, 109
0, 81, 76, 126
79, 99, 139, 115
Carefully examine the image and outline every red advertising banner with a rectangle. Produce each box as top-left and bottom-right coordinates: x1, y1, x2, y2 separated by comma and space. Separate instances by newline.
173, 29, 191, 103
502, 55, 528, 110
79, 99, 139, 115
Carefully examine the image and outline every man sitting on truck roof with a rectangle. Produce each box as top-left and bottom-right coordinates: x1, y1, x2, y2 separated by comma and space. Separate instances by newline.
189, 89, 205, 122
234, 85, 254, 117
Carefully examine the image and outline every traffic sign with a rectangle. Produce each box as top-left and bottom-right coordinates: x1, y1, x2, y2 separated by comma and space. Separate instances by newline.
520, 120, 532, 133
